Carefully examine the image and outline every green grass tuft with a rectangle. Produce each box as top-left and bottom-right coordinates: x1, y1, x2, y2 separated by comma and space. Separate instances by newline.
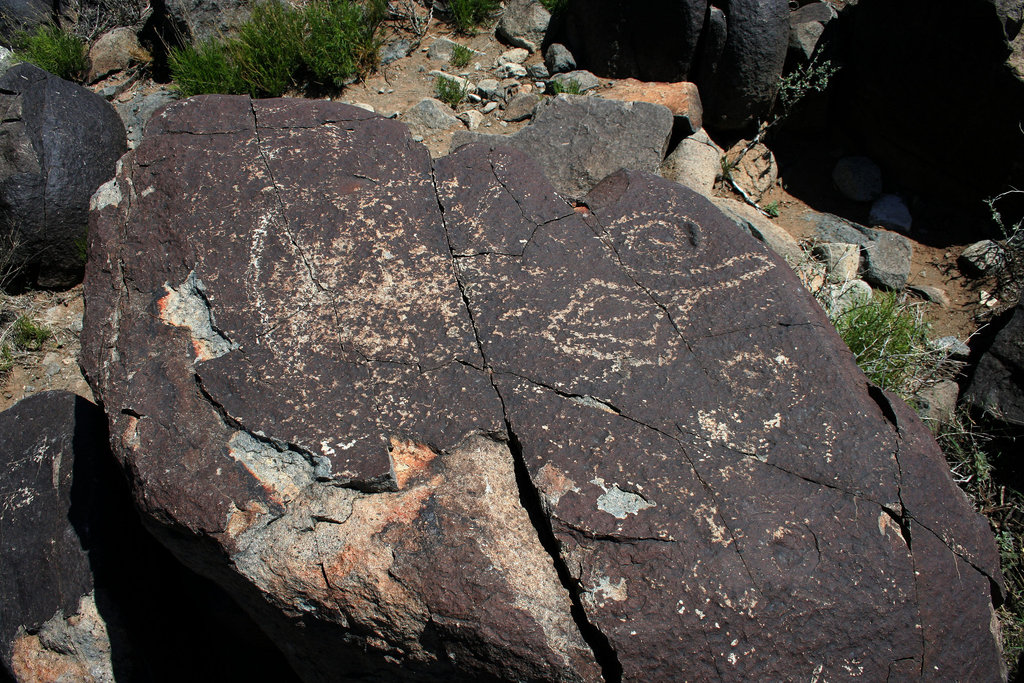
550, 78, 582, 95
449, 43, 473, 69
13, 24, 88, 81
11, 316, 51, 351
446, 0, 500, 33
169, 0, 386, 97
830, 290, 935, 396
434, 74, 469, 108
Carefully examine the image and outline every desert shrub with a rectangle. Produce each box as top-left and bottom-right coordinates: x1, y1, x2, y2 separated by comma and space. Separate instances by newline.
449, 43, 472, 69
13, 24, 88, 81
550, 78, 581, 95
168, 38, 244, 96
301, 0, 386, 88
939, 410, 1024, 677
445, 0, 500, 33
830, 290, 946, 398
169, 0, 386, 97
434, 74, 469, 107
763, 200, 780, 218
11, 315, 51, 351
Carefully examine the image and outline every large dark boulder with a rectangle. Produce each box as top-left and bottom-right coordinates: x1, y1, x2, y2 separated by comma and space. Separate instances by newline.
0, 0, 51, 42
0, 390, 303, 680
562, 0, 708, 81
695, 0, 791, 130
453, 94, 674, 201
839, 0, 1024, 204
82, 95, 1005, 681
965, 302, 1024, 428
0, 63, 126, 289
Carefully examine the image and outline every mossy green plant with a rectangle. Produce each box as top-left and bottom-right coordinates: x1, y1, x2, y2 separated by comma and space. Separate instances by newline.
550, 78, 582, 95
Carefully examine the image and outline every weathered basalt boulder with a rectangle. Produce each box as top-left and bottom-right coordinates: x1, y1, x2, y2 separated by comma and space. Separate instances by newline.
82, 95, 1005, 681
0, 390, 303, 681
454, 93, 673, 201
965, 302, 1024, 428
694, 0, 791, 130
0, 63, 126, 289
562, 0, 708, 82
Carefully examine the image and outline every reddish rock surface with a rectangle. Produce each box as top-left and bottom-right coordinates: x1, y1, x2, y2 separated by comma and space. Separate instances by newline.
601, 79, 703, 133
82, 95, 1005, 681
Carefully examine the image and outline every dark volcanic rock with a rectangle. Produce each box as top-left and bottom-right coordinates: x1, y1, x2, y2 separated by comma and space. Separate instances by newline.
0, 391, 302, 681
562, 0, 708, 81
453, 94, 673, 201
82, 95, 1004, 681
0, 63, 126, 289
696, 0, 791, 130
965, 303, 1024, 428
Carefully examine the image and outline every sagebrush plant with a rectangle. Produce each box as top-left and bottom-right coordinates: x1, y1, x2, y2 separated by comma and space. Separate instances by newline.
169, 0, 386, 97
774, 54, 839, 123
13, 24, 88, 81
445, 0, 500, 33
449, 43, 473, 69
828, 289, 951, 399
434, 74, 469, 108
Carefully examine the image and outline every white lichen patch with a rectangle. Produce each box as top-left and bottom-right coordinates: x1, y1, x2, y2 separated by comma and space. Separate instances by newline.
596, 484, 655, 519
584, 575, 628, 609
157, 272, 238, 362
89, 178, 122, 211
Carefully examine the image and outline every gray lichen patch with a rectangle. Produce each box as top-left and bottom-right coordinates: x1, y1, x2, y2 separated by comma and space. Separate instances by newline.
596, 484, 655, 519
158, 272, 238, 362
89, 178, 122, 212
227, 431, 315, 505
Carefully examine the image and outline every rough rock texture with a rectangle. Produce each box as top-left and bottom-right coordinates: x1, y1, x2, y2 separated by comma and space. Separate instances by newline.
562, 0, 708, 81
788, 1, 837, 62
965, 303, 1024, 428
0, 392, 107, 679
163, 0, 252, 44
453, 94, 673, 201
661, 128, 723, 196
601, 79, 703, 135
0, 63, 126, 289
114, 87, 178, 149
0, 390, 303, 682
869, 193, 912, 234
959, 240, 1006, 277
86, 27, 150, 83
695, 0, 791, 130
496, 0, 551, 53
82, 95, 1005, 682
713, 197, 801, 263
545, 43, 576, 74
814, 213, 913, 290
724, 140, 778, 202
